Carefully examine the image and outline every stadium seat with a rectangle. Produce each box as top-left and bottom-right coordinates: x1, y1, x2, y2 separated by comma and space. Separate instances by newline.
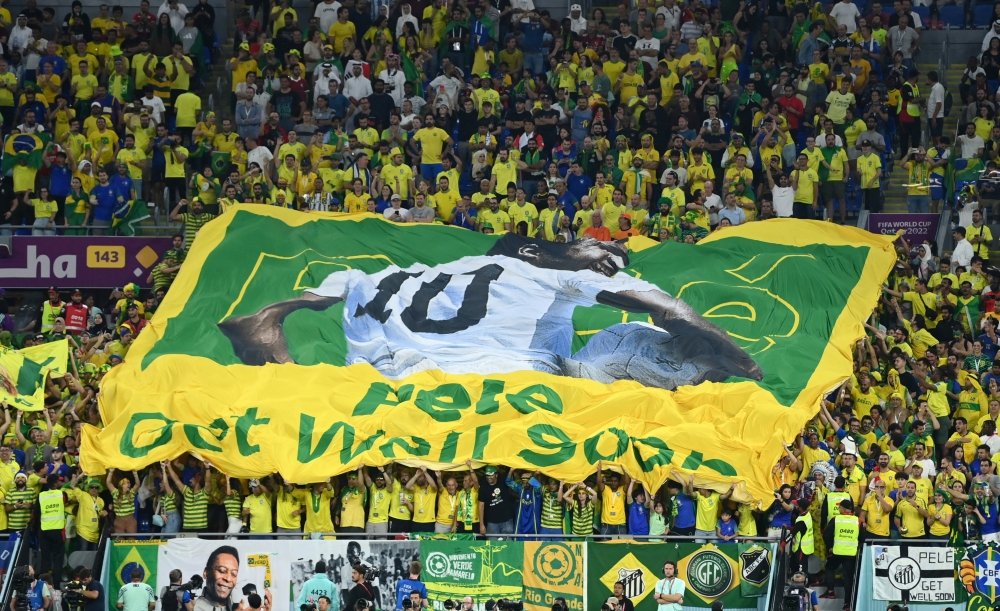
912, 5, 929, 23
974, 4, 994, 26
940, 6, 964, 27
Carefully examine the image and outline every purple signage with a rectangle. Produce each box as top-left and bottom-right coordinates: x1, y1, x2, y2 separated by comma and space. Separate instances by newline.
0, 236, 174, 289
867, 213, 940, 244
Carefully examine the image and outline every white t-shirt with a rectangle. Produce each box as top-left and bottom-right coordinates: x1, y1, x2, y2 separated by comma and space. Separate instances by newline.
247, 146, 274, 172
654, 578, 686, 611
307, 255, 658, 379
510, 0, 535, 23
634, 37, 661, 69
314, 0, 341, 32
771, 186, 795, 217
829, 1, 861, 33
383, 206, 412, 221
926, 82, 945, 118
704, 193, 722, 225
959, 134, 985, 159
140, 95, 167, 125
982, 433, 1000, 455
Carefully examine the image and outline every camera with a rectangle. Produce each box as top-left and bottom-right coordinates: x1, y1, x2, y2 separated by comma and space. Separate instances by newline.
181, 575, 205, 592
11, 567, 32, 611
781, 586, 810, 611
497, 601, 524, 611
63, 580, 87, 611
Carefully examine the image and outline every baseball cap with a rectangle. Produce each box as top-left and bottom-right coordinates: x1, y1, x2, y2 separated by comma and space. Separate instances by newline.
481, 72, 491, 78
249, 478, 261, 488
861, 139, 872, 146
484, 466, 498, 475
391, 194, 402, 200
47, 286, 58, 293
907, 67, 920, 78
606, 599, 618, 607
91, 101, 102, 107
620, 213, 632, 222
840, 498, 855, 511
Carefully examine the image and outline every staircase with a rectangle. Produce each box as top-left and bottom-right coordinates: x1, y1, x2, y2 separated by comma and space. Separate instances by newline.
881, 61, 964, 214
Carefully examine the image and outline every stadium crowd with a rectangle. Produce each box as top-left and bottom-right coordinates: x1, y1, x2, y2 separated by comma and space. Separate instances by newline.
8, 0, 1000, 607
0, 0, 998, 237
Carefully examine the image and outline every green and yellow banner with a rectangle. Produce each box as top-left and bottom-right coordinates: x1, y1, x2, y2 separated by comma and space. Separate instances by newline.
81, 206, 895, 501
422, 539, 523, 603
524, 541, 585, 611
587, 541, 771, 610
0, 339, 69, 411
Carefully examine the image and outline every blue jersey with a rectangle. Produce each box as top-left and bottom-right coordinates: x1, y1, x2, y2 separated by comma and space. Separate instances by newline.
508, 475, 541, 535
718, 518, 737, 538
90, 183, 119, 222
629, 502, 649, 536
673, 492, 696, 529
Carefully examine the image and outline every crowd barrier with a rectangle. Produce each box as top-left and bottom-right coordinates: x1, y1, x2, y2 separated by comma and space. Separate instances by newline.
100, 534, 781, 611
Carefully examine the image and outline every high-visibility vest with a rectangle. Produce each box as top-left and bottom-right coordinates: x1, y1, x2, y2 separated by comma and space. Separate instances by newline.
41, 300, 64, 333
897, 83, 921, 117
63, 303, 88, 333
792, 512, 815, 554
831, 514, 860, 556
827, 491, 850, 520
39, 489, 66, 531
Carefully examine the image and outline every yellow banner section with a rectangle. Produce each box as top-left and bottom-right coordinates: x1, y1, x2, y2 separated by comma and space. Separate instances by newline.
523, 542, 585, 611
87, 361, 815, 502
0, 340, 69, 411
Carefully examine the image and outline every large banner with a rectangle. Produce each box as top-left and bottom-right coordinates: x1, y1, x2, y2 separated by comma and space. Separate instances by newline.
0, 236, 172, 288
587, 541, 768, 611
135, 538, 420, 611
421, 539, 523, 604
871, 545, 955, 603
523, 542, 585, 611
867, 213, 940, 245
81, 208, 895, 501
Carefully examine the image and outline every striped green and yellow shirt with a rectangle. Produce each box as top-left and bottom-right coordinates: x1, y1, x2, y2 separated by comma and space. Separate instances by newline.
180, 213, 215, 248
160, 491, 177, 514
540, 489, 563, 530
224, 491, 243, 518
112, 489, 135, 517
182, 486, 209, 530
570, 502, 594, 536
6, 489, 37, 530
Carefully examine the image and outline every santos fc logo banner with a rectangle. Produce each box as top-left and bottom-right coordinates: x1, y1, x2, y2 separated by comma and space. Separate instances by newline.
81, 206, 895, 500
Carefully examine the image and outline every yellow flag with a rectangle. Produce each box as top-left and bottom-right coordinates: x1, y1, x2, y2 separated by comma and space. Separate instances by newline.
0, 339, 69, 411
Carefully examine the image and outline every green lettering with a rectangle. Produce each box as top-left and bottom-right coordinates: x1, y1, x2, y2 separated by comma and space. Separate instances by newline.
631, 436, 675, 472
475, 379, 506, 415
298, 416, 352, 463
473, 425, 491, 460
414, 384, 471, 422
681, 450, 737, 476
379, 436, 431, 459
341, 429, 384, 464
583, 428, 630, 463
183, 418, 229, 452
120, 413, 175, 459
439, 431, 460, 463
352, 382, 414, 416
235, 408, 269, 456
518, 424, 576, 467
505, 384, 563, 415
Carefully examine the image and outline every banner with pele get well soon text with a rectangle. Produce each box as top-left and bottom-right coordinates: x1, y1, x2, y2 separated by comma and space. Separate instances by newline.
81, 207, 896, 502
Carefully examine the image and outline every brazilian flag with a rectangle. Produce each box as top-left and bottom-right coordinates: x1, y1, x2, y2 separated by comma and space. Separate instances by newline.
1, 132, 49, 173
211, 151, 231, 176
112, 200, 151, 236
401, 52, 423, 89
107, 540, 163, 611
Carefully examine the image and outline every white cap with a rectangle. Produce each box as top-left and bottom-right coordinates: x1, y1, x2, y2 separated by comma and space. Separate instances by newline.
570, 4, 581, 11
391, 193, 402, 200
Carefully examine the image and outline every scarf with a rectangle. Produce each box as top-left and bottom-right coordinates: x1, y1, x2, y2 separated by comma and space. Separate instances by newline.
627, 167, 645, 194
909, 160, 929, 192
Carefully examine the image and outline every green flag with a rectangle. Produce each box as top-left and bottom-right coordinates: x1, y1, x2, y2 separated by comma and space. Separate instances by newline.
420, 539, 523, 604
737, 543, 773, 598
212, 151, 232, 175
401, 52, 422, 89
112, 200, 150, 236
587, 541, 766, 610
107, 540, 163, 611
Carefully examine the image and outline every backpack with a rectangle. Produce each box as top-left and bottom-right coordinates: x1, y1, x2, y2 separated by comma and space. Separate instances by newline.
160, 586, 182, 611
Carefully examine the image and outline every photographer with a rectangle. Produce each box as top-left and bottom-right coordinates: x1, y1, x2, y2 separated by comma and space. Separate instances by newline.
160, 570, 195, 611
9, 566, 51, 611
77, 568, 106, 611
344, 565, 377, 611
782, 573, 818, 611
